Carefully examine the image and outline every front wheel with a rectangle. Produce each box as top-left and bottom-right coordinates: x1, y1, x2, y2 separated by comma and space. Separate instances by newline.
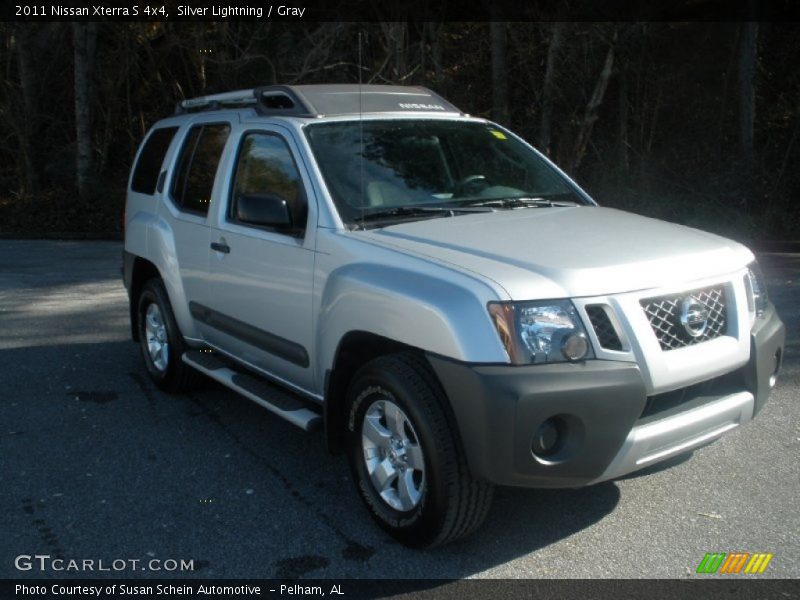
346, 353, 493, 547
136, 278, 198, 393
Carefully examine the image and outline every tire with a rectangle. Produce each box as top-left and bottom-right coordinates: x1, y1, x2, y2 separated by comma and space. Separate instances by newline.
136, 278, 198, 393
345, 353, 494, 547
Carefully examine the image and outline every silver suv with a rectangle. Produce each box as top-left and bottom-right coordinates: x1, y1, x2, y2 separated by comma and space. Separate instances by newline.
123, 84, 785, 547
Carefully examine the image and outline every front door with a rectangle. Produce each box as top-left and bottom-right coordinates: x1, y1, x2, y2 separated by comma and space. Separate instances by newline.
200, 127, 317, 394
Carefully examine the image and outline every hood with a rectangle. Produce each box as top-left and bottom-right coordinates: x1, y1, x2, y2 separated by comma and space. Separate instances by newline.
356, 206, 754, 299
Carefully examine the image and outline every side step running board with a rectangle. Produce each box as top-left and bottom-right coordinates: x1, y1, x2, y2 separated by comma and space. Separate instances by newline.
182, 350, 321, 432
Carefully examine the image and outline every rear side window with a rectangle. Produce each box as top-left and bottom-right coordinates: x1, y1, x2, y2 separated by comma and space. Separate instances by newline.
131, 127, 178, 194
171, 124, 230, 215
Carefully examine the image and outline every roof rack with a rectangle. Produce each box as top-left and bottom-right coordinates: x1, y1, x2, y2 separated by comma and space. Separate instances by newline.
175, 86, 323, 117
176, 89, 256, 114
175, 84, 462, 117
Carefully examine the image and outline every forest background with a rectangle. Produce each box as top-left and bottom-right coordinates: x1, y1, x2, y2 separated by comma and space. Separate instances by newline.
1, 20, 798, 243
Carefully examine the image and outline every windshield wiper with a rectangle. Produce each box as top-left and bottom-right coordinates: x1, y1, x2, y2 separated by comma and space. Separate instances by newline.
463, 197, 580, 209
360, 206, 454, 221
355, 204, 494, 226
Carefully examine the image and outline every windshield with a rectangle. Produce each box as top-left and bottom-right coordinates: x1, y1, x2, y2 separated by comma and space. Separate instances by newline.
305, 119, 586, 227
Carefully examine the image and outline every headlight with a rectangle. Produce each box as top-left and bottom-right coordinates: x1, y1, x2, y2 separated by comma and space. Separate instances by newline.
744, 262, 768, 319
488, 300, 594, 364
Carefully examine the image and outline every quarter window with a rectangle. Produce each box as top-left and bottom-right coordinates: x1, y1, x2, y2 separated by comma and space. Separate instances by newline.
230, 133, 307, 230
131, 127, 178, 195
171, 124, 230, 215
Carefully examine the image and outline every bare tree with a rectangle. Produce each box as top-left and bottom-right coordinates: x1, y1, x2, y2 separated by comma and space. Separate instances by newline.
737, 21, 758, 173
618, 67, 629, 174
377, 22, 409, 83
568, 31, 616, 173
14, 26, 46, 194
73, 22, 97, 199
419, 22, 444, 82
288, 23, 351, 83
428, 22, 444, 80
490, 22, 509, 125
540, 22, 565, 155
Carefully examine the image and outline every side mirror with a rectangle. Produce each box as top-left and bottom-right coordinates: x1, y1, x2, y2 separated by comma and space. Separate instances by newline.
235, 193, 293, 229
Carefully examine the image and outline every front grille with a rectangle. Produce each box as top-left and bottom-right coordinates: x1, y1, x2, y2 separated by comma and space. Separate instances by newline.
586, 305, 623, 351
641, 285, 728, 351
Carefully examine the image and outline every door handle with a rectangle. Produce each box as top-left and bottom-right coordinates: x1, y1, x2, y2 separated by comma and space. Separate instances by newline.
210, 242, 230, 254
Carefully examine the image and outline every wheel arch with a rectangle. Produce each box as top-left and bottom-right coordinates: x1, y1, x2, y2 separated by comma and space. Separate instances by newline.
127, 256, 163, 342
324, 331, 424, 455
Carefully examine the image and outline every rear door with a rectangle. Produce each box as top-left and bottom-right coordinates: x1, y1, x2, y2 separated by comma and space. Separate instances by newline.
157, 119, 232, 338
200, 125, 318, 393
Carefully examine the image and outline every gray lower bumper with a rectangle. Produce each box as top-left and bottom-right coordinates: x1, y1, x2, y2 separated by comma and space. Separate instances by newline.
588, 391, 754, 484
427, 303, 784, 488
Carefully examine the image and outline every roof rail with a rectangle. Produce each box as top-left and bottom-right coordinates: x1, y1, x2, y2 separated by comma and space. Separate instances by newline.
175, 84, 462, 117
175, 89, 258, 114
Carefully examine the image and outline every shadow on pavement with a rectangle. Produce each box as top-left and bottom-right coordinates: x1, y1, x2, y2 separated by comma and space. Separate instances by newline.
2, 338, 620, 579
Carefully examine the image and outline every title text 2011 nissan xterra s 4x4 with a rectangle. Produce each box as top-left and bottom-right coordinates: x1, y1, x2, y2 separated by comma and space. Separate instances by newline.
123, 85, 784, 547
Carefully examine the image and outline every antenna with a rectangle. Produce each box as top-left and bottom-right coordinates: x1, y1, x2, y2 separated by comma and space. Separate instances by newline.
358, 30, 365, 229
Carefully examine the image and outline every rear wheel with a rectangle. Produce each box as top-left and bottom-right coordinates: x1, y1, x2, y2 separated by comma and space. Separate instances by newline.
346, 353, 493, 547
136, 278, 197, 393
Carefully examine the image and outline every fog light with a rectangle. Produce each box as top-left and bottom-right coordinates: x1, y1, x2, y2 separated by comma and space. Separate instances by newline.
561, 332, 589, 361
532, 418, 561, 457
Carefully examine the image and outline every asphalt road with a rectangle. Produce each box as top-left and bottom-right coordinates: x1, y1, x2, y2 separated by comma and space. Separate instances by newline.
1, 241, 798, 580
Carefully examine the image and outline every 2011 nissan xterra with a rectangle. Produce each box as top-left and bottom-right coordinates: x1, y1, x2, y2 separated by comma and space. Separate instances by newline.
123, 84, 785, 547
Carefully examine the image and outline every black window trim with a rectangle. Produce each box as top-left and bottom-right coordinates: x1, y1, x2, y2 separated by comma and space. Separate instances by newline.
226, 128, 310, 238
168, 121, 231, 218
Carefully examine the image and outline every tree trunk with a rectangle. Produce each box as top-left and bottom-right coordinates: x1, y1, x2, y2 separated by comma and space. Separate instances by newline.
73, 22, 97, 199
15, 26, 45, 194
490, 21, 509, 125
569, 36, 616, 174
717, 25, 740, 162
618, 67, 629, 175
431, 23, 443, 79
422, 22, 443, 80
379, 22, 408, 82
540, 22, 565, 155
737, 21, 758, 173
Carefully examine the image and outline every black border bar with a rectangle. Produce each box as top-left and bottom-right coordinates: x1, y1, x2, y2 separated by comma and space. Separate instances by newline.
5, 0, 800, 22
4, 578, 800, 600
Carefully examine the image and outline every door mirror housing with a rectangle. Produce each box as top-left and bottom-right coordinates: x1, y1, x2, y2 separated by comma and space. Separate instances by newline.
235, 193, 294, 230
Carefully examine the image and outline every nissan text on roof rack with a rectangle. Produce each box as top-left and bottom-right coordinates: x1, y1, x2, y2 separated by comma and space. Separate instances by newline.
123, 84, 785, 547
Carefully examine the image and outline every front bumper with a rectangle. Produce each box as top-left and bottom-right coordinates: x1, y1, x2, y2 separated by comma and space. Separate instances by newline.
427, 303, 784, 488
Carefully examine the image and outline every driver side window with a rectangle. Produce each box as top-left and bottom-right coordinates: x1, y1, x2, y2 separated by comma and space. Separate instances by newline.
229, 132, 308, 233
